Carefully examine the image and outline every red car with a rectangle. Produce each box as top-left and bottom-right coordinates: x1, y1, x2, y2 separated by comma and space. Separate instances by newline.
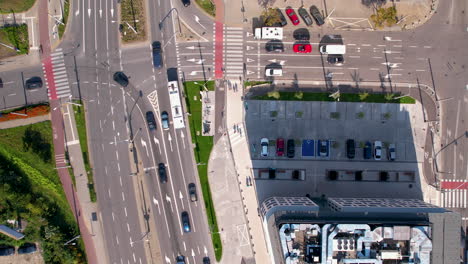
285, 7, 300, 25
276, 138, 285, 156
293, 43, 312, 53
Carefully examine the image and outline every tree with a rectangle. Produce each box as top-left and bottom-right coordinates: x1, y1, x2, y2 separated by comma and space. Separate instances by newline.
370, 6, 397, 28
261, 8, 282, 26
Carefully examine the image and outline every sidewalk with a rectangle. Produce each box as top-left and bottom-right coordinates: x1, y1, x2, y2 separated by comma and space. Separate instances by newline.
61, 102, 108, 264
0, 114, 49, 129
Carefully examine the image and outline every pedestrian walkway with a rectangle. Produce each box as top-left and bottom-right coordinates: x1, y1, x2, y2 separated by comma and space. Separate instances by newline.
223, 27, 244, 78
43, 48, 72, 99
440, 189, 467, 208
228, 122, 245, 148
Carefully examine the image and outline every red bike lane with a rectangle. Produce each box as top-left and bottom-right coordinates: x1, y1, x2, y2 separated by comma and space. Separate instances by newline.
213, 0, 225, 79
37, 0, 97, 263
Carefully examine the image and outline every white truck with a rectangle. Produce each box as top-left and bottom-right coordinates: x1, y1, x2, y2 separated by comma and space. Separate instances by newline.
319, 44, 346, 55
254, 27, 283, 40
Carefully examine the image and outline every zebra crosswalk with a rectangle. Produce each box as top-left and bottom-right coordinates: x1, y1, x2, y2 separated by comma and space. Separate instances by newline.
440, 189, 467, 208
43, 48, 72, 99
223, 27, 244, 78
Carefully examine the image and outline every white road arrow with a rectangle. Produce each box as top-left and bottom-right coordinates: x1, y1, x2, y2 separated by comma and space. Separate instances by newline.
204, 246, 208, 255
179, 191, 185, 210
99, 9, 102, 18
152, 196, 161, 214
246, 58, 254, 62
140, 138, 149, 157
189, 71, 202, 76
246, 32, 253, 37
279, 60, 286, 65
180, 131, 186, 149
111, 0, 114, 17
167, 134, 173, 151
191, 249, 196, 263
153, 136, 161, 154
88, 8, 91, 17
186, 46, 205, 50
166, 194, 173, 212
268, 59, 278, 63
247, 70, 255, 75
194, 15, 206, 29
165, 255, 171, 264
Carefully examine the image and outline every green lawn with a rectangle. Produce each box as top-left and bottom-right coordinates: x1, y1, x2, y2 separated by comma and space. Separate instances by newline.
0, 24, 29, 58
0, 0, 35, 13
58, 0, 70, 38
0, 121, 86, 263
73, 101, 97, 202
253, 91, 416, 104
183, 81, 222, 261
195, 0, 215, 17
120, 0, 146, 42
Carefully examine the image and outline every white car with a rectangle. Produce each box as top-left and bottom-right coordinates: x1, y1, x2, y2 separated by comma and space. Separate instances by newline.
265, 68, 282, 77
388, 143, 396, 161
374, 141, 382, 160
261, 138, 269, 157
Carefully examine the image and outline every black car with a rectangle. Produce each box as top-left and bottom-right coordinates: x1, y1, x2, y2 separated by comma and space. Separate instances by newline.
25, 76, 43, 90
152, 41, 162, 68
18, 243, 37, 254
161, 111, 169, 129
287, 139, 295, 158
327, 55, 344, 65
203, 257, 211, 264
346, 139, 355, 159
0, 77, 3, 88
188, 183, 197, 202
181, 211, 191, 232
146, 111, 156, 130
181, 0, 190, 7
158, 163, 167, 183
310, 5, 325, 26
176, 255, 186, 264
265, 40, 284, 52
0, 246, 14, 256
363, 141, 372, 159
293, 28, 310, 41
275, 8, 288, 27
298, 7, 313, 26
113, 71, 129, 87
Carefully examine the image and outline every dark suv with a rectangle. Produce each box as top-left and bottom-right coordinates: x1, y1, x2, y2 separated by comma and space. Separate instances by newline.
265, 40, 284, 52
113, 72, 129, 87
146, 111, 156, 130
25, 76, 43, 90
309, 5, 325, 26
275, 8, 288, 27
152, 41, 162, 68
346, 139, 355, 159
158, 163, 167, 183
287, 139, 295, 158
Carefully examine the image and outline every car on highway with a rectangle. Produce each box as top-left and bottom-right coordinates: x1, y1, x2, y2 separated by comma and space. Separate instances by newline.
298, 7, 313, 26
310, 5, 325, 26
25, 76, 43, 90
188, 183, 197, 202
363, 141, 372, 159
388, 143, 396, 161
275, 8, 288, 27
346, 139, 355, 159
293, 43, 312, 53
0, 77, 3, 88
318, 140, 329, 157
181, 0, 190, 7
265, 40, 284, 52
265, 68, 282, 77
161, 111, 169, 129
276, 138, 285, 156
285, 7, 300, 25
176, 255, 186, 264
287, 139, 295, 158
146, 111, 157, 130
152, 41, 162, 68
327, 55, 344, 65
113, 71, 129, 87
158, 163, 167, 183
181, 211, 191, 232
261, 138, 269, 157
374, 141, 382, 160
203, 257, 211, 264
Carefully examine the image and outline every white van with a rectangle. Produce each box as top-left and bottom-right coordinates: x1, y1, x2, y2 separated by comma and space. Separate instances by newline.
319, 44, 346, 55
265, 68, 283, 77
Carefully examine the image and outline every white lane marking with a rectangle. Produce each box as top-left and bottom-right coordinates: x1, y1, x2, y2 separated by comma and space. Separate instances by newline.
120, 176, 123, 186
116, 235, 119, 245
416, 69, 426, 72
124, 207, 128, 217
108, 188, 111, 198
424, 46, 432, 48
117, 163, 120, 171
122, 191, 125, 201
133, 253, 136, 263
409, 45, 418, 48
349, 55, 360, 58
183, 241, 187, 251
127, 223, 130, 232
112, 212, 115, 221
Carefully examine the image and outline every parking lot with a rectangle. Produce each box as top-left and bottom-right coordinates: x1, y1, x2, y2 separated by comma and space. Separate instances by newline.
243, 99, 427, 202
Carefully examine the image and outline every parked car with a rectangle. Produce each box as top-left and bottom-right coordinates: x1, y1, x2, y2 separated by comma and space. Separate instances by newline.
287, 139, 295, 158
265, 68, 282, 77
161, 111, 170, 129
374, 141, 382, 160
298, 7, 313, 26
181, 211, 191, 232
285, 7, 300, 25
327, 55, 344, 65
265, 40, 284, 52
25, 76, 43, 90
158, 163, 167, 183
113, 71, 129, 87
276, 138, 285, 156
176, 255, 186, 264
146, 111, 157, 130
293, 28, 310, 40
275, 8, 288, 27
181, 0, 190, 7
346, 139, 355, 159
363, 141, 372, 159
0, 246, 15, 256
152, 41, 162, 68
318, 140, 329, 157
188, 183, 197, 202
388, 143, 396, 161
309, 5, 325, 26
203, 257, 211, 264
261, 138, 269, 157
293, 43, 312, 53
18, 243, 37, 254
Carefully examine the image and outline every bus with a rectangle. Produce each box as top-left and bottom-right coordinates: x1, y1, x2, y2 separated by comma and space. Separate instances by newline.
167, 81, 185, 129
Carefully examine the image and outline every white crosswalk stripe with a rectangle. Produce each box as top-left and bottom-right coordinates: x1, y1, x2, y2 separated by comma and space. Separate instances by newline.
441, 189, 467, 208
228, 123, 245, 147
44, 48, 72, 99
224, 27, 244, 78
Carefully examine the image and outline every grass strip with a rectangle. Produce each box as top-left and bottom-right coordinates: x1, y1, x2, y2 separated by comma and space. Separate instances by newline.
0, 0, 35, 13
253, 91, 416, 104
183, 81, 222, 261
0, 24, 29, 55
58, 0, 70, 38
120, 0, 146, 42
195, 0, 215, 17
73, 101, 97, 202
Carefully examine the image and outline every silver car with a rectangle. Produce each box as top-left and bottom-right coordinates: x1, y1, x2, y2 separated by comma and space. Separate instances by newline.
261, 138, 269, 157
298, 8, 313, 26
161, 111, 169, 130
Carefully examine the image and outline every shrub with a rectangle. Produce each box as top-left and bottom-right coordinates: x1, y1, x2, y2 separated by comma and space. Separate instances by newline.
295, 111, 303, 118
270, 111, 278, 118
359, 92, 369, 101
357, 111, 365, 119
294, 91, 304, 100
267, 91, 280, 99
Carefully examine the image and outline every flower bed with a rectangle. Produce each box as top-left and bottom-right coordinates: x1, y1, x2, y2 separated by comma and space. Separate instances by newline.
0, 104, 50, 122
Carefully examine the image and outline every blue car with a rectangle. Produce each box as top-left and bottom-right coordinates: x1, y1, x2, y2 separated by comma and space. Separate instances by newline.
181, 211, 191, 233
363, 141, 372, 159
